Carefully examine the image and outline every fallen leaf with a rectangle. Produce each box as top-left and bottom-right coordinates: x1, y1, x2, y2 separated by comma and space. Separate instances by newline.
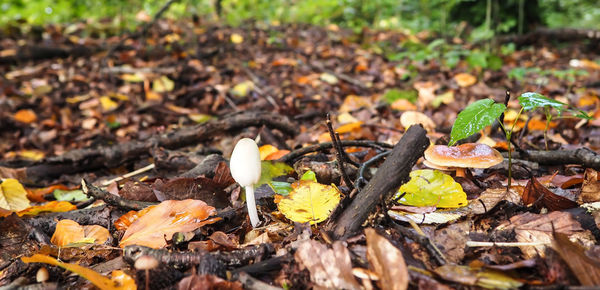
336, 121, 363, 134
51, 219, 109, 247
17, 201, 76, 216
230, 81, 254, 98
453, 73, 477, 87
319, 72, 338, 85
339, 95, 372, 113
579, 168, 600, 203
0, 179, 31, 211
295, 240, 361, 290
21, 254, 135, 290
400, 111, 436, 132
553, 232, 600, 286
153, 76, 175, 93
120, 199, 219, 248
259, 144, 279, 160
230, 33, 243, 44
395, 170, 467, 208
99, 96, 119, 112
13, 109, 37, 124
114, 205, 156, 231
522, 177, 577, 211
365, 228, 409, 290
275, 180, 340, 224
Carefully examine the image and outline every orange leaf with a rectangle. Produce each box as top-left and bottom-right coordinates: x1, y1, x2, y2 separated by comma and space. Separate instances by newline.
51, 219, 109, 247
335, 121, 363, 134
17, 201, 76, 216
259, 145, 279, 160
119, 199, 220, 248
265, 150, 290, 161
13, 109, 37, 124
21, 254, 135, 290
27, 185, 70, 202
454, 73, 477, 87
114, 205, 156, 231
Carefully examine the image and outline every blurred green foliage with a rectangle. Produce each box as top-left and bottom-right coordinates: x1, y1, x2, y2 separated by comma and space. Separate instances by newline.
1, 0, 598, 33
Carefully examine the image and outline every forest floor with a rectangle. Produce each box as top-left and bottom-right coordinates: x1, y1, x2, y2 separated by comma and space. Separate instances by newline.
1, 18, 600, 289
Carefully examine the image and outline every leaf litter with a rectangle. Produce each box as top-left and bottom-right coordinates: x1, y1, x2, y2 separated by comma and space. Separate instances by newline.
0, 17, 599, 289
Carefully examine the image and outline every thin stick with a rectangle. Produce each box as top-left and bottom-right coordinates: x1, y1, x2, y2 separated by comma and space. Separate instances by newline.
100, 163, 156, 187
326, 114, 354, 191
466, 241, 550, 247
277, 140, 392, 163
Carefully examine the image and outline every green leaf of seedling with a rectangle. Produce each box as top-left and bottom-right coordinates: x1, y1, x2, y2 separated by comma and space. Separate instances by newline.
395, 170, 467, 208
572, 109, 594, 120
268, 170, 318, 196
449, 99, 505, 146
518, 92, 566, 112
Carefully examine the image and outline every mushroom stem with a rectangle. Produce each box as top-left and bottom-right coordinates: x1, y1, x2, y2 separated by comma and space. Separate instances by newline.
455, 168, 466, 178
245, 185, 260, 227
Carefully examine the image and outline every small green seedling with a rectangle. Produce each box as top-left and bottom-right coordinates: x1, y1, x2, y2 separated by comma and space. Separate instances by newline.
450, 92, 592, 188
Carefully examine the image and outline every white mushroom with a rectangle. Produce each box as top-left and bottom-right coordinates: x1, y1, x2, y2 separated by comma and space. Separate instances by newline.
230, 138, 262, 227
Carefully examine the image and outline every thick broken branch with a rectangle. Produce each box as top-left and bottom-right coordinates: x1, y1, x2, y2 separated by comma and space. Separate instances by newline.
18, 111, 296, 183
507, 148, 600, 171
327, 125, 429, 240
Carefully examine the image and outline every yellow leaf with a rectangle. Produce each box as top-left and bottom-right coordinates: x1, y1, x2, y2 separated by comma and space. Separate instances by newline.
395, 170, 467, 208
188, 113, 213, 123
230, 81, 254, 98
119, 199, 219, 248
0, 179, 31, 211
319, 73, 338, 85
275, 180, 341, 224
231, 33, 244, 44
454, 73, 477, 87
400, 111, 436, 132
17, 149, 45, 161
120, 73, 145, 82
339, 95, 372, 113
17, 201, 76, 216
21, 254, 135, 290
152, 76, 174, 93
100, 96, 119, 112
51, 219, 109, 247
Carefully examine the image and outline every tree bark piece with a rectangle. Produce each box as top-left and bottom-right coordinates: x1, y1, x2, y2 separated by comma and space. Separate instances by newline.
328, 125, 429, 240
18, 111, 296, 183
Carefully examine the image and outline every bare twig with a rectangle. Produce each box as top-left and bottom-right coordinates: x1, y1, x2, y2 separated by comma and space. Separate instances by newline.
326, 114, 354, 190
277, 140, 393, 163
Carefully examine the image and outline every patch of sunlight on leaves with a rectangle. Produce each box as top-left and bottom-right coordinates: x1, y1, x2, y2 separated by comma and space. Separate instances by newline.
395, 169, 467, 208
275, 179, 340, 224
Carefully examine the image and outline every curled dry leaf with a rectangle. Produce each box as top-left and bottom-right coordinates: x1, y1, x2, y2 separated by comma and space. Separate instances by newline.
119, 199, 219, 248
579, 169, 600, 203
294, 239, 361, 290
522, 177, 578, 211
552, 232, 600, 286
365, 228, 409, 290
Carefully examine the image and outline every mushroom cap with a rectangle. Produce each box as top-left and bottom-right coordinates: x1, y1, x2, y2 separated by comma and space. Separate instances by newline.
230, 138, 262, 187
424, 143, 503, 169
134, 255, 159, 270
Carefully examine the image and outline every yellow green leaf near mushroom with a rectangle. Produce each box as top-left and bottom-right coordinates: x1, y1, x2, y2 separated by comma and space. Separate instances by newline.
395, 169, 467, 208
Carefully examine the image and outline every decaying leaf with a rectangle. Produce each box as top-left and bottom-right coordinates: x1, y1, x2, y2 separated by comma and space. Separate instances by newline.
453, 73, 477, 87
120, 199, 219, 248
365, 228, 409, 290
552, 232, 600, 286
395, 170, 467, 208
295, 239, 361, 290
51, 219, 110, 247
400, 111, 436, 132
522, 177, 578, 211
21, 254, 135, 290
579, 168, 600, 203
0, 179, 31, 211
274, 180, 340, 224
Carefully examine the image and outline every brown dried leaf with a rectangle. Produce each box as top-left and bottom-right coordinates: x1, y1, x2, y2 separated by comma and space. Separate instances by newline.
365, 228, 409, 290
522, 177, 577, 211
553, 233, 600, 286
295, 240, 361, 290
579, 169, 600, 203
152, 177, 229, 209
177, 273, 242, 290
